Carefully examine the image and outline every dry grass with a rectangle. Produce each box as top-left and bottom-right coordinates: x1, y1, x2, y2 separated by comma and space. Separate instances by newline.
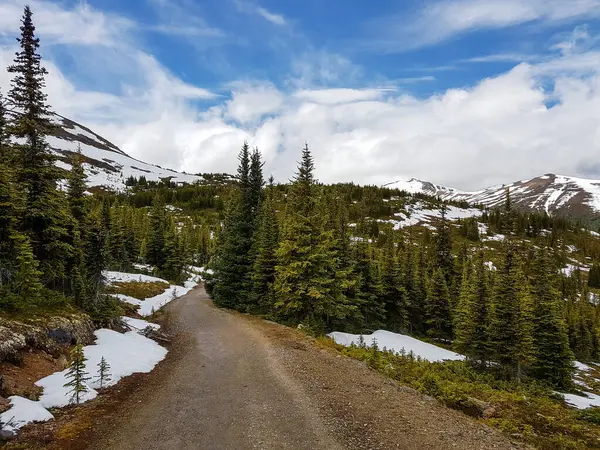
106, 281, 169, 300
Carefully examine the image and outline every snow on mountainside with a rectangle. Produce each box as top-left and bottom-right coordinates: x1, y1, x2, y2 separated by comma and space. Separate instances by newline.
48, 114, 202, 190
385, 174, 600, 218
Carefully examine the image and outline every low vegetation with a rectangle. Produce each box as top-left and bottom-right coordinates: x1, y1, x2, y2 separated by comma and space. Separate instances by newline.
323, 338, 600, 450
106, 281, 170, 300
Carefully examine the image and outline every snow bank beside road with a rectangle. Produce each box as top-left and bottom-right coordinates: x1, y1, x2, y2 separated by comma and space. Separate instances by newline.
329, 330, 464, 362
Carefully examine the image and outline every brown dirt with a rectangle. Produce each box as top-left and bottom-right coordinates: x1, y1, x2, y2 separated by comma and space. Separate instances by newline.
5, 286, 528, 450
0, 352, 66, 401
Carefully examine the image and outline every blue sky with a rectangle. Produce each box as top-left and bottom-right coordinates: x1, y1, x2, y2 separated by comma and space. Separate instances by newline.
1, 0, 600, 189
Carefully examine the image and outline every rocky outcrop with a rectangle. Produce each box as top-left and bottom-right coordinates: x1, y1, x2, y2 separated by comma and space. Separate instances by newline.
0, 314, 95, 364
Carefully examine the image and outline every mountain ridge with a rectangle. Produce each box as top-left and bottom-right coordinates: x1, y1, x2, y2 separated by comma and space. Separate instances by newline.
385, 174, 600, 218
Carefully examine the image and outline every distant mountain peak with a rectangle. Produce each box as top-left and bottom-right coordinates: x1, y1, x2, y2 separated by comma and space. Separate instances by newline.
48, 114, 202, 190
386, 173, 600, 218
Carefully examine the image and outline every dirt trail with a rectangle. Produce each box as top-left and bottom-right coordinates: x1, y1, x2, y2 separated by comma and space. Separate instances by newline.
89, 286, 524, 450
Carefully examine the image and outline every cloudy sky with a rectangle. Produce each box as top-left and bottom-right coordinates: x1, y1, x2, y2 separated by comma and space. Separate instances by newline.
1, 0, 600, 190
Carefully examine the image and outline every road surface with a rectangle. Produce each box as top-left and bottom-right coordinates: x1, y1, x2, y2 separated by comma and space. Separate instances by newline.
89, 286, 523, 450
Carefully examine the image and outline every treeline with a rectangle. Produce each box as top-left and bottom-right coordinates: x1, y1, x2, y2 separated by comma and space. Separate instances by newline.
210, 144, 600, 389
0, 7, 212, 317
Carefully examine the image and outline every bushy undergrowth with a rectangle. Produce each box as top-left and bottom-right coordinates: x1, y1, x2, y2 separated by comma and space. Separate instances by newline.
325, 339, 600, 449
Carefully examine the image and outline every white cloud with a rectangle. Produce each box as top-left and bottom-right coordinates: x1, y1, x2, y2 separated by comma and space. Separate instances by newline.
0, 0, 133, 46
256, 7, 286, 26
4, 0, 600, 191
368, 0, 600, 51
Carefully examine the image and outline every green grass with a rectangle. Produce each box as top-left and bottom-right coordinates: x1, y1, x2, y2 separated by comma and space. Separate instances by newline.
320, 338, 600, 450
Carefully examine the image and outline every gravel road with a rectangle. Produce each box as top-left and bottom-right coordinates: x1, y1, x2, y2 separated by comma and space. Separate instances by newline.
90, 285, 525, 450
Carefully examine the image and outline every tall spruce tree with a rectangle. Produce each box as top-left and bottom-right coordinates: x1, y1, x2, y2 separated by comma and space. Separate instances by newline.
7, 6, 71, 287
425, 268, 452, 340
67, 146, 88, 225
274, 144, 355, 330
251, 177, 279, 311
530, 250, 574, 387
453, 250, 490, 366
212, 143, 259, 309
146, 195, 166, 269
488, 243, 535, 381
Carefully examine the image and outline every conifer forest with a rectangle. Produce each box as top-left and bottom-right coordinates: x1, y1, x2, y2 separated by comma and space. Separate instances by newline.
3, 5, 600, 450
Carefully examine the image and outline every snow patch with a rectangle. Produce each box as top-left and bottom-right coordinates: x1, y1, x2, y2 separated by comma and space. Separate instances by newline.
328, 330, 464, 363
0, 397, 54, 432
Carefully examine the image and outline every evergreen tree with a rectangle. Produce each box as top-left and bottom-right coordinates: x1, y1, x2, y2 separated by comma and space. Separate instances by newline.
488, 244, 535, 381
146, 195, 166, 268
354, 243, 385, 331
425, 268, 452, 340
0, 160, 18, 284
12, 233, 44, 307
85, 209, 107, 299
380, 235, 408, 331
453, 251, 490, 366
161, 216, 185, 282
251, 177, 279, 311
7, 6, 71, 287
0, 90, 10, 162
95, 356, 112, 389
67, 146, 88, 225
530, 250, 574, 387
212, 143, 258, 309
274, 144, 355, 330
249, 148, 265, 217
63, 344, 91, 404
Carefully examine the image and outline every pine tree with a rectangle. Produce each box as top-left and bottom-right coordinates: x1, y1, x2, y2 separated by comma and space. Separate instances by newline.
380, 235, 408, 331
7, 6, 71, 287
354, 242, 385, 331
67, 146, 88, 225
0, 90, 11, 163
12, 233, 44, 307
425, 268, 452, 340
453, 251, 490, 366
0, 159, 18, 284
212, 143, 261, 309
274, 144, 355, 330
146, 195, 166, 268
249, 148, 265, 217
488, 244, 535, 381
63, 344, 91, 404
530, 250, 574, 388
251, 177, 279, 311
85, 209, 107, 299
161, 216, 185, 283
95, 356, 112, 389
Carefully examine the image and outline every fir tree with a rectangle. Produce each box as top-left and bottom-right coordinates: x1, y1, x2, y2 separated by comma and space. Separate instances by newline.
212, 143, 258, 309
12, 233, 43, 307
0, 90, 10, 163
161, 216, 185, 283
425, 268, 452, 340
146, 195, 166, 268
274, 144, 355, 330
64, 344, 91, 404
95, 356, 112, 389
453, 251, 490, 366
488, 244, 535, 381
7, 6, 71, 287
67, 146, 88, 225
251, 177, 279, 311
249, 148, 265, 217
85, 209, 107, 299
530, 250, 574, 388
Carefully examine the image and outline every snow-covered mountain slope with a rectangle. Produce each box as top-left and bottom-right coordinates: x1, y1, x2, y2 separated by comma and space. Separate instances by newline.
385, 174, 600, 218
48, 114, 202, 190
